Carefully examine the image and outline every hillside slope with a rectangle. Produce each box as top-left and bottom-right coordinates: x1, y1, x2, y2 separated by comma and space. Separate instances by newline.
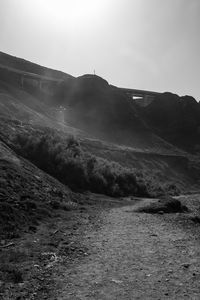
0, 139, 78, 238
0, 51, 200, 195
0, 51, 73, 80
0, 52, 182, 151
136, 92, 200, 153
1, 51, 200, 300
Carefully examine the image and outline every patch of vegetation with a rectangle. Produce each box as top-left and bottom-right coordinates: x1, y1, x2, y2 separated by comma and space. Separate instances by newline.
13, 129, 178, 197
0, 149, 77, 239
0, 264, 23, 283
0, 249, 26, 284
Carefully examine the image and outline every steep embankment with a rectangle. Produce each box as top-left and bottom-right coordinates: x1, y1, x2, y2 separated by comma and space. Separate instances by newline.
0, 139, 78, 239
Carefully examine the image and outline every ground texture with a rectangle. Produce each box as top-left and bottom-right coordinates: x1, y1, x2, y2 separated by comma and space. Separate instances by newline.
1, 195, 200, 299
54, 196, 200, 300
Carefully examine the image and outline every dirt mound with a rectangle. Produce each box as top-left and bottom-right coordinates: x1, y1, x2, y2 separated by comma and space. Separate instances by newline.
135, 197, 188, 214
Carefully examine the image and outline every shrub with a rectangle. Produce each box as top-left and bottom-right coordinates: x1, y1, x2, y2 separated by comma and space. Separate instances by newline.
13, 129, 177, 198
135, 197, 188, 214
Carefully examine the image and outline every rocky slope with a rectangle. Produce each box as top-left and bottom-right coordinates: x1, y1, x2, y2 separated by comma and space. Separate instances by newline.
136, 92, 200, 153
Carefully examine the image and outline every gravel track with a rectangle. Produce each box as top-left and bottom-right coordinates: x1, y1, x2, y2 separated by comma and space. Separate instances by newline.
57, 201, 200, 300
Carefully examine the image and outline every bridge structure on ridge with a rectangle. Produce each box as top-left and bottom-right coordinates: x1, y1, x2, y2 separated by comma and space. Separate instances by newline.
119, 87, 161, 106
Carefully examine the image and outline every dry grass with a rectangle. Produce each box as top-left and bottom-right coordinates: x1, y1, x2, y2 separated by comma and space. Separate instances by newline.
13, 129, 178, 198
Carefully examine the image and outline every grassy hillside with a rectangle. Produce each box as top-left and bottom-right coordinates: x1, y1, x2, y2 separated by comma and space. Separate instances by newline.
0, 140, 78, 239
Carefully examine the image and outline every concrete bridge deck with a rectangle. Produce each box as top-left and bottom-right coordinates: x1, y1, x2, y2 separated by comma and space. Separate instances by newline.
119, 87, 161, 106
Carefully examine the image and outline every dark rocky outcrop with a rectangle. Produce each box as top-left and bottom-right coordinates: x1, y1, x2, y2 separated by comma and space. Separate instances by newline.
138, 92, 200, 152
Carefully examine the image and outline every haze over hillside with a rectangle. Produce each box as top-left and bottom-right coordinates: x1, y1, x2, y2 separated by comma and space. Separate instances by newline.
0, 51, 200, 196
1, 51, 200, 152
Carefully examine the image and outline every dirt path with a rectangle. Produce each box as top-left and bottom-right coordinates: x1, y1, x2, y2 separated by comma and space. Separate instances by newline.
56, 201, 200, 300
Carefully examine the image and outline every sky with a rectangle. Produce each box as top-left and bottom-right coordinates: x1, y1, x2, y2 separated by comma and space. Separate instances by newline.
0, 0, 200, 100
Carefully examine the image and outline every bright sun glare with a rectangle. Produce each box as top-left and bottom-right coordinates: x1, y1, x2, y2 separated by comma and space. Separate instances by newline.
35, 0, 109, 32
